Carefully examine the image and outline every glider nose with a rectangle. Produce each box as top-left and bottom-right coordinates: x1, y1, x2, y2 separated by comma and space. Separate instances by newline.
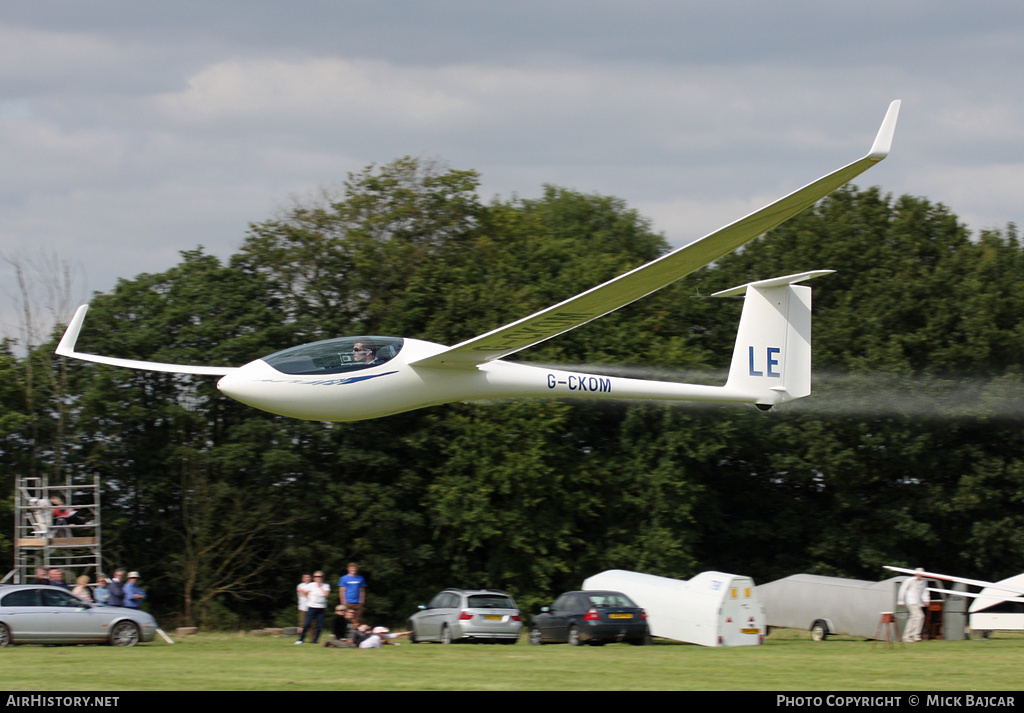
216, 370, 240, 399
216, 364, 265, 407
215, 360, 303, 418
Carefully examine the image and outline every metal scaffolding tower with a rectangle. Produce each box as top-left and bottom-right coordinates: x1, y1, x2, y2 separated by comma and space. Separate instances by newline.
8, 475, 102, 585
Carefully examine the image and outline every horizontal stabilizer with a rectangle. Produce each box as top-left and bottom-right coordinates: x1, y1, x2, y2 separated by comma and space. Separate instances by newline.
711, 270, 834, 298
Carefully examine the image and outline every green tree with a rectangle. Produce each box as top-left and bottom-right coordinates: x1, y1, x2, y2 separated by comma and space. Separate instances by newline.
18, 165, 1024, 628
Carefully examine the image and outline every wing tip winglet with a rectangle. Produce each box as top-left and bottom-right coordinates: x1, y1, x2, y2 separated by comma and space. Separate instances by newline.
867, 99, 901, 161
55, 304, 90, 358
54, 303, 239, 376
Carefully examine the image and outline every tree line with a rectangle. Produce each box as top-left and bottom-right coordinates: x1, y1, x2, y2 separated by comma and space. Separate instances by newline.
3, 157, 1023, 629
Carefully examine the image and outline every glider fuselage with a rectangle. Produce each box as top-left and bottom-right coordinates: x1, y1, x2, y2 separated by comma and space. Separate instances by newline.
216, 337, 757, 421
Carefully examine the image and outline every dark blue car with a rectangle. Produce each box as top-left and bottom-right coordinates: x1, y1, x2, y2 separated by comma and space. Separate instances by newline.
529, 590, 650, 646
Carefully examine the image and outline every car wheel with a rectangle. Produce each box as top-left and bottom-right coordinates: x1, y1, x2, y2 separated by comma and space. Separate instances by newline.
110, 620, 140, 647
407, 621, 419, 644
567, 624, 581, 646
0, 623, 11, 647
810, 620, 829, 642
440, 624, 453, 645
529, 626, 543, 645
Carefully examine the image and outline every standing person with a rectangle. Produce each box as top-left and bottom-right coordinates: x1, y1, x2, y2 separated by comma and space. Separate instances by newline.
338, 563, 366, 620
107, 568, 126, 607
27, 498, 51, 537
33, 567, 50, 585
295, 571, 329, 645
49, 568, 71, 590
296, 573, 312, 636
898, 568, 931, 642
50, 495, 74, 537
94, 574, 111, 606
72, 575, 94, 602
122, 571, 147, 609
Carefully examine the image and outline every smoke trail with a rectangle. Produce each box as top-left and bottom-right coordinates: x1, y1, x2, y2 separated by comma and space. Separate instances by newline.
530, 362, 1024, 420
792, 371, 1024, 421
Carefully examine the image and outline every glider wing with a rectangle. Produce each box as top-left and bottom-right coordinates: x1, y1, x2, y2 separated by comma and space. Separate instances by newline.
884, 565, 1024, 597
56, 305, 239, 376
410, 100, 900, 369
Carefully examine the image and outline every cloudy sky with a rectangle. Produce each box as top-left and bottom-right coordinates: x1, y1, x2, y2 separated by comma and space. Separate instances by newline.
2, 1, 1022, 342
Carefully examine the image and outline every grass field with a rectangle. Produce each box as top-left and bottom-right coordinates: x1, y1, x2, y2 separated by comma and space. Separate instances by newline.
2, 629, 1022, 691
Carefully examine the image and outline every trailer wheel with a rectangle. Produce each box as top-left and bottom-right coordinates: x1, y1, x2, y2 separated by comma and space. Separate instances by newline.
810, 620, 829, 642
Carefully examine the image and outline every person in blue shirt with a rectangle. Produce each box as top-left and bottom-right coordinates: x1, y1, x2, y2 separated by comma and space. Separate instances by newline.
122, 571, 147, 609
338, 563, 366, 619
94, 573, 111, 606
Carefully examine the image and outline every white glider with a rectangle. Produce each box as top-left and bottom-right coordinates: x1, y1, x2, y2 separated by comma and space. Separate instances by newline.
57, 101, 901, 422
884, 565, 1024, 635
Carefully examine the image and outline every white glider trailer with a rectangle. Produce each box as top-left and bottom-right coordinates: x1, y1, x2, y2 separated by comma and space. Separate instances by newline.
582, 569, 766, 647
755, 573, 967, 641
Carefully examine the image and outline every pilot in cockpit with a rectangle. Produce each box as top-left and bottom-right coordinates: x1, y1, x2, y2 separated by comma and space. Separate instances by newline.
351, 339, 379, 366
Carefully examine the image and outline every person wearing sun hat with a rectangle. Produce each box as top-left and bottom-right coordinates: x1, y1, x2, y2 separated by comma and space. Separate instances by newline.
123, 571, 147, 609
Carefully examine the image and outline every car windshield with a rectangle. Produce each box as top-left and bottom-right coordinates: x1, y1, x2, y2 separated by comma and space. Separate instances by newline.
585, 593, 637, 608
263, 336, 404, 375
467, 594, 516, 609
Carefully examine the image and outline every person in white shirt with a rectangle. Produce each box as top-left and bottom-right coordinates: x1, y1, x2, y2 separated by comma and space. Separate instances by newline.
295, 571, 330, 645
897, 568, 931, 642
296, 573, 312, 636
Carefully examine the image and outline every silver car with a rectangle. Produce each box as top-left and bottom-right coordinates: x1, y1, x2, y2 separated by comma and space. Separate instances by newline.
408, 588, 523, 644
0, 584, 158, 647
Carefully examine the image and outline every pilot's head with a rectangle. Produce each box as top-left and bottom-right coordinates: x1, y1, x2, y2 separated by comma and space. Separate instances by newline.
352, 340, 376, 364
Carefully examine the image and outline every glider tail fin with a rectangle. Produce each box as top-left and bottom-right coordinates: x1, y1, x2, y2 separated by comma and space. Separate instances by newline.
713, 271, 833, 409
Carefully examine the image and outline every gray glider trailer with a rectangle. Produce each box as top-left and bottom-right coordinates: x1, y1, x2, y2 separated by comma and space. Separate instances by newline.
756, 573, 966, 641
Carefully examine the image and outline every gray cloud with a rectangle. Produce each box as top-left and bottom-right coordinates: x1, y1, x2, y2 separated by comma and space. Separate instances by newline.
2, 1, 1022, 341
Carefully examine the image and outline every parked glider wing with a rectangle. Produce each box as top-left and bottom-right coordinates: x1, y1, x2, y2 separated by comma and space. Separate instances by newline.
925, 588, 1024, 605
884, 565, 1024, 597
410, 100, 901, 369
56, 305, 238, 376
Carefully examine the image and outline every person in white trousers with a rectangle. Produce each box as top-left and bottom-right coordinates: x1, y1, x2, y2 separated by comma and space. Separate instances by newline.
898, 568, 930, 642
